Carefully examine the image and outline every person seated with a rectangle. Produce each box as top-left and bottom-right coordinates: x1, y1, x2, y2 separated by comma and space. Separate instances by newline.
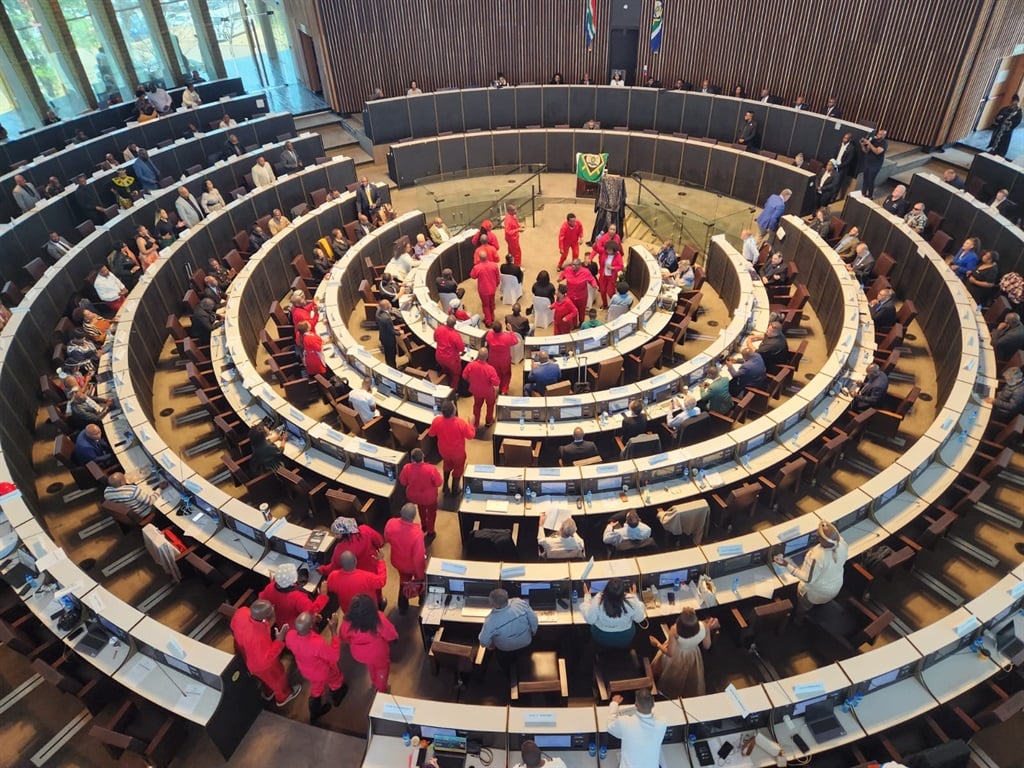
94, 263, 129, 308
267, 208, 291, 235
602, 510, 652, 547
988, 366, 1024, 420
992, 312, 1024, 359
387, 239, 416, 282
524, 350, 560, 395
966, 250, 1000, 306
560, 427, 599, 464
807, 206, 831, 239
579, 308, 602, 329
65, 331, 100, 375
68, 387, 110, 426
219, 113, 237, 129
881, 184, 909, 217
677, 260, 696, 290
72, 308, 111, 346
447, 295, 481, 328
903, 203, 927, 234
348, 377, 379, 423
726, 349, 766, 396
413, 233, 433, 258
667, 394, 701, 429
249, 223, 270, 251
104, 472, 154, 520
846, 243, 875, 281
745, 321, 789, 370
537, 512, 585, 559
500, 253, 523, 283
869, 288, 898, 328
429, 216, 451, 244
43, 175, 63, 199
657, 240, 678, 274
378, 273, 400, 302
202, 275, 225, 306
990, 188, 1014, 217
834, 226, 862, 258
608, 281, 634, 309
621, 400, 648, 442
949, 237, 980, 279
207, 257, 232, 287
249, 424, 286, 472
190, 298, 220, 343
760, 252, 788, 285
699, 365, 733, 414
74, 424, 115, 466
137, 102, 159, 123
941, 168, 965, 190
850, 363, 889, 411
436, 267, 458, 298
506, 303, 531, 337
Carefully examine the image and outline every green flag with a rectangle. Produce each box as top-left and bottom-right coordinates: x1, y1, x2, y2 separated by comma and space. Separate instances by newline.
576, 152, 608, 182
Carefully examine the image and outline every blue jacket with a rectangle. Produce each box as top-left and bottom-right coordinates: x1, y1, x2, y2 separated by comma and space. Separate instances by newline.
133, 156, 160, 190
756, 194, 787, 232
74, 431, 113, 465
949, 248, 978, 279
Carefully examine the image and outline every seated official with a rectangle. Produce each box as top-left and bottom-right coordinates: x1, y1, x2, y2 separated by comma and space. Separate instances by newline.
744, 321, 789, 370
72, 307, 111, 346
807, 206, 831, 239
699, 365, 732, 414
580, 308, 602, 329
903, 203, 927, 234
524, 351, 561, 395
506, 303, 531, 337
93, 265, 128, 310
949, 237, 980, 279
500, 253, 523, 283
992, 313, 1024, 359
676, 260, 696, 290
74, 424, 115, 466
513, 740, 566, 768
249, 424, 286, 472
537, 513, 586, 559
65, 331, 100, 375
202, 275, 225, 305
881, 184, 909, 217
602, 510, 652, 547
846, 243, 875, 281
387, 240, 416, 282
109, 242, 141, 289
103, 472, 153, 520
657, 241, 678, 274
429, 216, 452, 245
759, 252, 788, 286
348, 377, 379, 423
988, 366, 1024, 420
942, 168, 966, 190
869, 288, 898, 328
834, 226, 862, 258
580, 577, 645, 648
413, 233, 434, 258
667, 394, 701, 429
531, 270, 557, 302
378, 273, 400, 302
621, 400, 648, 441
726, 349, 766, 396
447, 295, 481, 328
190, 298, 220, 343
267, 208, 291, 235
435, 267, 458, 298
560, 427, 599, 464
68, 388, 110, 427
249, 223, 270, 251
478, 589, 537, 668
851, 363, 889, 411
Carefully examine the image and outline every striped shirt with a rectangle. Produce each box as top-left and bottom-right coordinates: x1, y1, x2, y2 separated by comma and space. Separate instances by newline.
104, 483, 153, 519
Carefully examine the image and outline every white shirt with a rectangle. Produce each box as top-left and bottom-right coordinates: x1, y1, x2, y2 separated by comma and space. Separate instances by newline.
537, 530, 585, 557
251, 162, 276, 188
182, 88, 202, 108
791, 539, 849, 604
610, 78, 625, 87
348, 388, 378, 423
94, 271, 125, 302
742, 235, 759, 264
606, 702, 667, 768
387, 253, 415, 281
581, 592, 645, 632
602, 520, 652, 545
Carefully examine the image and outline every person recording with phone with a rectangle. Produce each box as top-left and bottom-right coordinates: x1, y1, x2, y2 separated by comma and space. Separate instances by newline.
774, 521, 848, 619
859, 128, 888, 198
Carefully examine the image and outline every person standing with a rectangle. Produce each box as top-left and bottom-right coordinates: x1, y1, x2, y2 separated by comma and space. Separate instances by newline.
326, 551, 387, 612
298, 321, 326, 377
606, 689, 667, 768
559, 259, 597, 324
398, 449, 442, 543
433, 316, 465, 388
596, 241, 625, 310
478, 588, 538, 670
557, 213, 584, 269
463, 348, 499, 429
229, 600, 301, 706
649, 607, 718, 697
377, 300, 398, 368
384, 503, 427, 613
774, 521, 849, 617
258, 563, 328, 630
318, 516, 384, 576
428, 400, 475, 496
552, 286, 580, 334
988, 95, 1022, 157
339, 594, 398, 693
12, 175, 41, 213
860, 129, 888, 198
471, 251, 501, 327
755, 188, 792, 239
580, 577, 646, 648
285, 611, 348, 722
504, 204, 522, 265
485, 321, 518, 395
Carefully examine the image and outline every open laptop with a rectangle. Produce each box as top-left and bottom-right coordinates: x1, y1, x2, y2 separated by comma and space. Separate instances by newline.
76, 625, 110, 657
432, 734, 467, 768
804, 700, 846, 743
459, 582, 493, 617
996, 615, 1024, 660
527, 587, 557, 612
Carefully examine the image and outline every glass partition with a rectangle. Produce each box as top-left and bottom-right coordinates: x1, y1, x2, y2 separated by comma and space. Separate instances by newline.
413, 164, 545, 234
160, 0, 208, 80
112, 0, 173, 87
62, 0, 131, 104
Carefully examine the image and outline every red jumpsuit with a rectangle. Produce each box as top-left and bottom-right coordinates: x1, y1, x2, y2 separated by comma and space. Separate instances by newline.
230, 607, 290, 703
504, 212, 522, 265
463, 358, 499, 427
553, 296, 580, 335
317, 525, 384, 576
302, 331, 327, 376
339, 613, 399, 692
596, 249, 625, 308
471, 259, 501, 326
474, 242, 499, 263
291, 301, 319, 344
433, 324, 465, 387
257, 581, 328, 631
326, 559, 387, 612
557, 219, 584, 269
485, 329, 518, 394
591, 231, 622, 264
384, 517, 426, 594
285, 628, 343, 697
398, 460, 442, 534
428, 414, 476, 479
559, 266, 597, 325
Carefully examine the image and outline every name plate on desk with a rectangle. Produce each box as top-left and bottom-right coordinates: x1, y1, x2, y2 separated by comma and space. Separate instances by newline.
955, 616, 981, 637
184, 480, 203, 494
383, 703, 414, 718
524, 712, 557, 726
717, 544, 744, 556
441, 561, 467, 574
501, 565, 527, 578
1010, 581, 1024, 600
793, 682, 826, 699
725, 683, 750, 717
596, 465, 618, 474
538, 468, 560, 476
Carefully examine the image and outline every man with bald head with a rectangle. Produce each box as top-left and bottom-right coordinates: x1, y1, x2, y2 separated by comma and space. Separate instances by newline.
326, 550, 387, 612
285, 610, 347, 721
74, 423, 115, 466
230, 599, 301, 706
385, 503, 427, 614
258, 563, 328, 630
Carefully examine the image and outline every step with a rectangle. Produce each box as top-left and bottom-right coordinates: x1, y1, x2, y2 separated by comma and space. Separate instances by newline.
294, 110, 344, 131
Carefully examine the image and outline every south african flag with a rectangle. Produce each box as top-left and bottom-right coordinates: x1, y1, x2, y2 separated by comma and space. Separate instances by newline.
584, 0, 597, 50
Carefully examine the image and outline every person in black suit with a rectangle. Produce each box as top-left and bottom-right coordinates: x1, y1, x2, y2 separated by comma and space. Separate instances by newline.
942, 168, 966, 190
760, 252, 788, 286
792, 96, 809, 110
356, 176, 381, 220
697, 79, 719, 95
560, 428, 599, 465
816, 160, 840, 206
190, 298, 220, 343
377, 300, 399, 368
745, 322, 789, 371
852, 364, 888, 411
992, 313, 1024, 360
621, 401, 648, 442
869, 288, 898, 329
736, 111, 760, 149
823, 96, 842, 119
757, 88, 781, 105
202, 275, 224, 305
221, 133, 244, 161
833, 132, 856, 197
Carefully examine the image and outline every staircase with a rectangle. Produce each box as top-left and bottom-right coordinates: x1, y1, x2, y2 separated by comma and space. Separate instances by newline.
294, 111, 374, 165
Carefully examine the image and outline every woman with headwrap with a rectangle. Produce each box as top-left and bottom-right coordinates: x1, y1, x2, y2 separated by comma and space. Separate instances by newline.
774, 521, 849, 614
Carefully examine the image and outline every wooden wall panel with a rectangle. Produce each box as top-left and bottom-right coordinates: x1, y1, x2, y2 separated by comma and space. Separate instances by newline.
316, 0, 1023, 147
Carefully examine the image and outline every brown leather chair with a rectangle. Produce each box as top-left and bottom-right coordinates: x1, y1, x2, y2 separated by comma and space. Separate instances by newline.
499, 438, 542, 467
511, 651, 568, 703
592, 650, 655, 701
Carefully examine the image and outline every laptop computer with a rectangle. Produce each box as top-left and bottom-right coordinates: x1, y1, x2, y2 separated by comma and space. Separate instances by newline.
77, 628, 109, 657
996, 616, 1024, 659
432, 734, 467, 768
527, 588, 557, 612
804, 700, 846, 743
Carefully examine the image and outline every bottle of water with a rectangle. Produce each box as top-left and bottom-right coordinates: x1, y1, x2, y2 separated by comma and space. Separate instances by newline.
585, 490, 593, 506
731, 577, 740, 596
698, 468, 707, 486
683, 466, 690, 481
599, 745, 608, 760
548, 414, 554, 426
673, 577, 681, 591
519, 415, 525, 430
24, 573, 38, 591
601, 410, 608, 426
432, 401, 438, 416
526, 487, 534, 503
588, 742, 597, 757
841, 698, 852, 713
464, 486, 471, 500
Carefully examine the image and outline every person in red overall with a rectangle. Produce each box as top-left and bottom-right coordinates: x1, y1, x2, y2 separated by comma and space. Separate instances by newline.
317, 517, 384, 577
433, 316, 465, 387
472, 220, 500, 261
504, 204, 522, 265
258, 563, 328, 630
339, 593, 399, 692
229, 599, 301, 706
326, 551, 387, 612
485, 321, 518, 394
298, 321, 327, 376
553, 285, 581, 335
557, 213, 584, 269
384, 502, 427, 613
596, 240, 625, 309
471, 251, 501, 326
398, 448, 442, 542
559, 259, 597, 325
428, 399, 476, 495
289, 289, 318, 345
591, 223, 622, 268
284, 610, 347, 722
463, 348, 499, 428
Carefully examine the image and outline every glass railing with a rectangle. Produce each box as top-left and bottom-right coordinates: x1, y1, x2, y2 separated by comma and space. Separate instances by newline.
413, 164, 546, 233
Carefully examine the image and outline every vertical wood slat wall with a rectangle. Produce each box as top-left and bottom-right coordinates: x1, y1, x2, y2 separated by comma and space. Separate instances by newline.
315, 0, 1024, 148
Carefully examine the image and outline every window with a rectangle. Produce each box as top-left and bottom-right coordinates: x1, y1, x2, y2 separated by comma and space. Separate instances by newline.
159, 0, 208, 81
112, 0, 173, 87
61, 0, 130, 103
4, 0, 87, 116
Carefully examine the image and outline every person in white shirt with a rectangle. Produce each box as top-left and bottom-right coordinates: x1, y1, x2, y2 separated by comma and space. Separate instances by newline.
666, 394, 700, 429
740, 228, 759, 264
219, 113, 237, 128
512, 740, 567, 768
181, 83, 202, 108
348, 377, 378, 423
537, 512, 585, 559
774, 520, 849, 615
606, 690, 667, 768
387, 241, 416, 282
201, 179, 225, 212
602, 510, 652, 546
175, 186, 205, 227
93, 266, 127, 308
251, 156, 276, 188
581, 577, 645, 647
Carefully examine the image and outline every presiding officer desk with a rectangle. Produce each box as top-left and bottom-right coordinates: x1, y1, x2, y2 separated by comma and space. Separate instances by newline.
965, 151, 1024, 223
366, 563, 1024, 768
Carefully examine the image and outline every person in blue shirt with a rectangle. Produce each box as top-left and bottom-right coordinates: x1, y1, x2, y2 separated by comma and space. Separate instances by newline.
755, 188, 792, 237
74, 424, 115, 466
949, 237, 980, 279
132, 148, 160, 191
656, 240, 678, 274
608, 281, 634, 308
524, 351, 561, 395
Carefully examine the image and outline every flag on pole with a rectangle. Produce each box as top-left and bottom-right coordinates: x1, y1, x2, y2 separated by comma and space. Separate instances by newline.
584, 0, 597, 51
576, 152, 608, 182
650, 0, 664, 54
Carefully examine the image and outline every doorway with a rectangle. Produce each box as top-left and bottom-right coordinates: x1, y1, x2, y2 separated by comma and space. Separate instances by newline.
298, 31, 322, 95
608, 29, 640, 86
